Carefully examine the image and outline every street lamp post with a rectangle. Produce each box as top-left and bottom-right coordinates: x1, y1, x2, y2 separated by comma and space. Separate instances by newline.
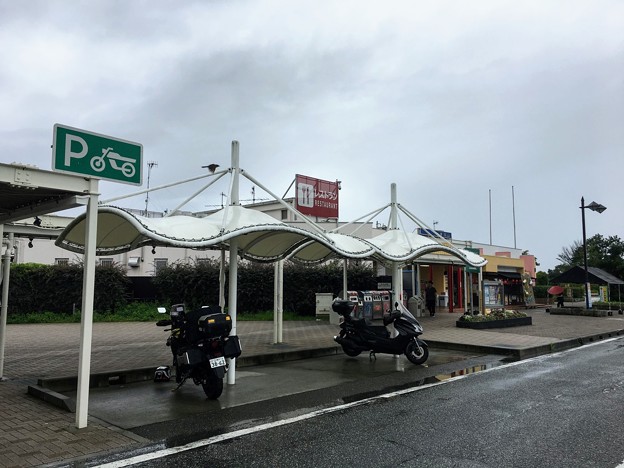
580, 197, 606, 309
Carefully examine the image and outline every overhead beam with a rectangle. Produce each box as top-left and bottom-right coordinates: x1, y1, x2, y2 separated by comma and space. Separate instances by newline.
0, 163, 93, 194
0, 195, 89, 224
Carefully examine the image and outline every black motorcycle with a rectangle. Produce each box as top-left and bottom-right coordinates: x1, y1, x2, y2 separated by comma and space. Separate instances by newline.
333, 299, 429, 365
156, 303, 242, 399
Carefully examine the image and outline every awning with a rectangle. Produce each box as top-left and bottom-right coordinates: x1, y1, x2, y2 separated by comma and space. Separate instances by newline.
56, 206, 488, 267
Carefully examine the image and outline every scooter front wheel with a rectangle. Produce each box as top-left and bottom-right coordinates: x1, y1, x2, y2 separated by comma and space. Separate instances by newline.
405, 340, 429, 365
342, 346, 361, 357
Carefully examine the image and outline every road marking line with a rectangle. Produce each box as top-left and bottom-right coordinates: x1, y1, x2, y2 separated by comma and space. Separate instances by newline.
95, 335, 623, 467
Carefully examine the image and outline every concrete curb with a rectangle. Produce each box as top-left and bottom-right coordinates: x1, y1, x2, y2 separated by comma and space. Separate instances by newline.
425, 327, 624, 359
27, 385, 76, 412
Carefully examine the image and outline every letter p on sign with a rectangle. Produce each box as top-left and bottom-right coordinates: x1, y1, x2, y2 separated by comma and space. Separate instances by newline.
65, 134, 88, 166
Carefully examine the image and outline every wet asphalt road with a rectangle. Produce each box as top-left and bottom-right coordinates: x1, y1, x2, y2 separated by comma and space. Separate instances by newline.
87, 336, 624, 468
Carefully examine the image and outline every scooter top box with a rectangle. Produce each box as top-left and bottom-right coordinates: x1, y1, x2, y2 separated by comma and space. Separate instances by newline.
198, 312, 232, 338
332, 299, 355, 315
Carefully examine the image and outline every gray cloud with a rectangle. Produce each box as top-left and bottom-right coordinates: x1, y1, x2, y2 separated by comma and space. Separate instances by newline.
1, 0, 622, 270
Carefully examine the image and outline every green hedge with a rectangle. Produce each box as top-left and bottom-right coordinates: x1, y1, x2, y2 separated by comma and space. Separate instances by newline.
152, 260, 377, 315
7, 260, 378, 317
7, 263, 130, 316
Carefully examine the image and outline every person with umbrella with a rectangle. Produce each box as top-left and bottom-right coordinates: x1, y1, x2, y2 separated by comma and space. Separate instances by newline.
548, 285, 565, 308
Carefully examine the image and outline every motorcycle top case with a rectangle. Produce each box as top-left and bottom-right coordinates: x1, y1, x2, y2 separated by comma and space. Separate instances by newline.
197, 312, 232, 338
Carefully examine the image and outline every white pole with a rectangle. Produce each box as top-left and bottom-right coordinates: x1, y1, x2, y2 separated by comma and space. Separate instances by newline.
76, 179, 99, 428
219, 249, 226, 310
390, 183, 398, 230
277, 259, 283, 343
411, 263, 416, 298
0, 232, 12, 380
227, 238, 238, 385
512, 185, 517, 249
389, 183, 402, 307
489, 189, 492, 245
273, 262, 279, 344
227, 141, 239, 385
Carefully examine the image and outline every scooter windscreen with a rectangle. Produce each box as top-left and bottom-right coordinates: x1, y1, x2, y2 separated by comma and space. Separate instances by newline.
395, 301, 424, 332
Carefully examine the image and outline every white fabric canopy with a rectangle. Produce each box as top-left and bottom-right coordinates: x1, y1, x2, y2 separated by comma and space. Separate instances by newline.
55, 205, 376, 263
56, 205, 487, 267
365, 229, 487, 267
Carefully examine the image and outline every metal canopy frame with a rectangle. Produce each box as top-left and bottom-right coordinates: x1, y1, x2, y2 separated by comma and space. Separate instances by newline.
0, 162, 98, 429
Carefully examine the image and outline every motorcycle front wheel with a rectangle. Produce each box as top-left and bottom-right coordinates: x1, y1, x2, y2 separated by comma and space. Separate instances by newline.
405, 340, 429, 365
342, 346, 361, 357
201, 373, 224, 399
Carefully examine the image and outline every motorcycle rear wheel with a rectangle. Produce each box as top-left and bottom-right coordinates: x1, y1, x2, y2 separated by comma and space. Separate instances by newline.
201, 374, 224, 399
405, 340, 429, 365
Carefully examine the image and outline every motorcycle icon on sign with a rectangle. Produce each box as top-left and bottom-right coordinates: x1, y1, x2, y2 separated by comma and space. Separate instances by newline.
90, 147, 136, 178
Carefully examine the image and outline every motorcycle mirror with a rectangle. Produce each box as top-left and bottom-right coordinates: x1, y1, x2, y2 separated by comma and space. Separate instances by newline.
157, 307, 167, 314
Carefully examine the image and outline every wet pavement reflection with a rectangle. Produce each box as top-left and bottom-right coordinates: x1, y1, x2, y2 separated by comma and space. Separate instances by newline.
68, 349, 504, 430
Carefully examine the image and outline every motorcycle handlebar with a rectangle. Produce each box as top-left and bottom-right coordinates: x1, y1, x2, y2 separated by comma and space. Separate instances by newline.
156, 319, 172, 327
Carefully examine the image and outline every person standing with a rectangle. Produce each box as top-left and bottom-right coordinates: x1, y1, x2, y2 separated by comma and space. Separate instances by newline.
425, 281, 437, 317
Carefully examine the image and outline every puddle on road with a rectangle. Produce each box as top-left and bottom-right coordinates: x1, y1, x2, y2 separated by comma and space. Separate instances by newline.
341, 360, 506, 404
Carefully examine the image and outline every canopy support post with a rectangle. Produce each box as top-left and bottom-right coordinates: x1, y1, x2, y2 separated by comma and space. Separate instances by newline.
273, 260, 284, 344
219, 249, 226, 309
227, 141, 240, 386
0, 231, 12, 380
76, 180, 99, 428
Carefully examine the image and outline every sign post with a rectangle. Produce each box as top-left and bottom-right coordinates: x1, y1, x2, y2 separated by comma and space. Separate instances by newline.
52, 124, 142, 185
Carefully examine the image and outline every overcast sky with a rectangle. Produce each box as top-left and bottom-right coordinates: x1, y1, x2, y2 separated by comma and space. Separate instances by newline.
1, 0, 622, 271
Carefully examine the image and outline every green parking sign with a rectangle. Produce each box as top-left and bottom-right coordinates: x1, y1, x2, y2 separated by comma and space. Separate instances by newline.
52, 124, 143, 185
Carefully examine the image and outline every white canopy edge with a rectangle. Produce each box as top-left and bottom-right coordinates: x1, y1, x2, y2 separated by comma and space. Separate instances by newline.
56, 207, 487, 267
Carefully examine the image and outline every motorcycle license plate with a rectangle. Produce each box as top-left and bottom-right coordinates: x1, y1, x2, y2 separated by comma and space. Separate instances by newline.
209, 356, 226, 368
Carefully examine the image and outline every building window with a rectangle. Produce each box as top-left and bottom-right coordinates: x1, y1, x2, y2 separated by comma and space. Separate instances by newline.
55, 258, 69, 266
281, 209, 288, 220
154, 258, 168, 273
100, 258, 114, 267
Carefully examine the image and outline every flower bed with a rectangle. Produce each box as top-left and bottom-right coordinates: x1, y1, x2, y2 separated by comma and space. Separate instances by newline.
456, 309, 532, 329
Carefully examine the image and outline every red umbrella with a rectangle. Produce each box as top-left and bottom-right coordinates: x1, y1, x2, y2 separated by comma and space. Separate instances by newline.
547, 285, 564, 295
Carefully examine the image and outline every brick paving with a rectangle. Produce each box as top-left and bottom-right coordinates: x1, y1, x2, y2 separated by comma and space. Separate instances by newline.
1, 309, 624, 467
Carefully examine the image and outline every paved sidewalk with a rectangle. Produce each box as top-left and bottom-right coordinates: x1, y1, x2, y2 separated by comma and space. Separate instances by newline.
1, 308, 624, 467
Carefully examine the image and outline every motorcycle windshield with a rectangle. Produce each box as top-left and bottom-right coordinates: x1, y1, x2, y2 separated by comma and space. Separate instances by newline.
396, 302, 423, 332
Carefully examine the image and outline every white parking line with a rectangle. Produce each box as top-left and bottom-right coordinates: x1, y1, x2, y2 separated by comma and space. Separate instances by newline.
95, 336, 622, 467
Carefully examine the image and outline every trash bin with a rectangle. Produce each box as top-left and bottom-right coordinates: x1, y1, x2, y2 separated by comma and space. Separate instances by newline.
438, 293, 448, 308
407, 296, 423, 317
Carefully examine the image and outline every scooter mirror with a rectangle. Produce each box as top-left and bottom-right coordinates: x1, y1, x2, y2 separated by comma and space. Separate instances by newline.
157, 307, 167, 314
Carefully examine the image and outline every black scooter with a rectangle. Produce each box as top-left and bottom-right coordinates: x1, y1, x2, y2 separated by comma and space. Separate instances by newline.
156, 303, 242, 399
333, 299, 429, 365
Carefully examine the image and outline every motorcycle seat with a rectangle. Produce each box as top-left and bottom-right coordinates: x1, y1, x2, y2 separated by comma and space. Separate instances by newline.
350, 317, 368, 328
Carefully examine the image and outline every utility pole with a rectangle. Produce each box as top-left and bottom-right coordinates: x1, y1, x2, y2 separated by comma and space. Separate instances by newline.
144, 161, 158, 216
